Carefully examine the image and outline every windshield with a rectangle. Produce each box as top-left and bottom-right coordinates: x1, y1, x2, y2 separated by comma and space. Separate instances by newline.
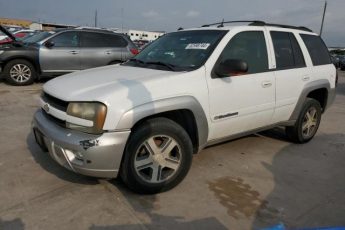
23, 31, 55, 43
124, 30, 227, 71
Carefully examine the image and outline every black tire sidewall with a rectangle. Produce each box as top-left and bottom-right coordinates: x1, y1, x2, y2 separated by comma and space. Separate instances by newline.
295, 99, 322, 143
4, 59, 36, 86
121, 118, 193, 194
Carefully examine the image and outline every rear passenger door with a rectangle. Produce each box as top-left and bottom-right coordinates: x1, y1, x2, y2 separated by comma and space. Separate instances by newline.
268, 30, 310, 123
79, 32, 129, 69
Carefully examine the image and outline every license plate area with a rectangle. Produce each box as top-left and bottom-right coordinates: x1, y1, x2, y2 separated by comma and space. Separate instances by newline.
33, 128, 48, 152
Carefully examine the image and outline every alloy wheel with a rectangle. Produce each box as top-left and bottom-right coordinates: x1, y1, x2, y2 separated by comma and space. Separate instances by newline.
134, 135, 181, 183
10, 64, 32, 83
301, 107, 318, 139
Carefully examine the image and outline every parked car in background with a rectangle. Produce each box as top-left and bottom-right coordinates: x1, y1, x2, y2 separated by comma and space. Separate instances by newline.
0, 29, 38, 44
331, 55, 340, 68
0, 26, 138, 85
339, 56, 345, 70
133, 39, 149, 50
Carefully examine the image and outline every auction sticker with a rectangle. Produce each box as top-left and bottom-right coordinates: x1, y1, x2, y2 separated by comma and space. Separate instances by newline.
185, 43, 210, 49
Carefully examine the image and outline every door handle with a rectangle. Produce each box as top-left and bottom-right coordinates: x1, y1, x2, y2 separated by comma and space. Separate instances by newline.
302, 75, 310, 81
262, 81, 272, 88
105, 51, 112, 55
69, 51, 79, 55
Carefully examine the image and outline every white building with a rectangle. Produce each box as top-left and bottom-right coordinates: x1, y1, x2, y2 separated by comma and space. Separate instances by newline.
120, 29, 165, 42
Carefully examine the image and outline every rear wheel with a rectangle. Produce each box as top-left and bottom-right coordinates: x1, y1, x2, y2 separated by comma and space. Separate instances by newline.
4, 59, 36, 86
286, 98, 322, 143
120, 118, 193, 194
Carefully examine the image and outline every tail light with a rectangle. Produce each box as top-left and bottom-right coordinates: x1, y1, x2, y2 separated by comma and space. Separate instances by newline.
130, 48, 139, 55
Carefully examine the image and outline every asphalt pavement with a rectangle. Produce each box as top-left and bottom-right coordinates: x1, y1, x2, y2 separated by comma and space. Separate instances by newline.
1, 71, 345, 230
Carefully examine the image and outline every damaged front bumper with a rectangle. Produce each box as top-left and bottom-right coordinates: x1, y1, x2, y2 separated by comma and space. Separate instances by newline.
32, 110, 130, 178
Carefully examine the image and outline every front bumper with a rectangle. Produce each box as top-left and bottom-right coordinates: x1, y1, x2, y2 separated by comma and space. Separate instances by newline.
32, 110, 130, 178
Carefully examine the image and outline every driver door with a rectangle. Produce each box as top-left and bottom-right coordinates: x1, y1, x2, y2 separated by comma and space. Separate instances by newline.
39, 31, 81, 73
206, 30, 276, 140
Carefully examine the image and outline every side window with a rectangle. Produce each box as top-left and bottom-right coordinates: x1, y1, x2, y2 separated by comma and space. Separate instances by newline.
271, 31, 306, 70
300, 34, 331, 66
81, 32, 128, 48
49, 32, 79, 47
218, 31, 268, 74
289, 33, 306, 68
106, 34, 128, 47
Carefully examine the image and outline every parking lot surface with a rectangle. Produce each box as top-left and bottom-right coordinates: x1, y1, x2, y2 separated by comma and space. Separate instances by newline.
1, 71, 345, 230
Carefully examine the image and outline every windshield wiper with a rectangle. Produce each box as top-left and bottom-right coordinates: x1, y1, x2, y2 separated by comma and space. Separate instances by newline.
145, 61, 176, 71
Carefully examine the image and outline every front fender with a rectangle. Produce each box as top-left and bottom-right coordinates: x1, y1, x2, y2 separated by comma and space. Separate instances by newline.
116, 96, 209, 151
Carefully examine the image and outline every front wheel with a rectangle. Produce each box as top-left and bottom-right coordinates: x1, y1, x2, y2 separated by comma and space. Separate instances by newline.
286, 98, 322, 143
4, 59, 37, 86
120, 118, 193, 194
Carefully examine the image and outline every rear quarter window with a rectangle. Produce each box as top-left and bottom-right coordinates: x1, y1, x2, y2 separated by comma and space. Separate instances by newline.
300, 34, 331, 66
81, 32, 128, 48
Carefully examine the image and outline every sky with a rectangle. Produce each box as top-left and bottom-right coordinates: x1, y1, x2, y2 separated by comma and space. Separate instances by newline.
0, 0, 344, 46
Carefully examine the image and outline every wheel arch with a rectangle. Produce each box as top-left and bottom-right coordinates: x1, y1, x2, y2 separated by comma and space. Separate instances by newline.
3, 56, 41, 75
290, 79, 335, 121
116, 96, 209, 153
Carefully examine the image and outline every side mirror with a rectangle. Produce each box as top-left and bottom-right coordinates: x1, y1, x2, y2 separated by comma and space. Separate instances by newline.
215, 59, 248, 78
44, 41, 55, 48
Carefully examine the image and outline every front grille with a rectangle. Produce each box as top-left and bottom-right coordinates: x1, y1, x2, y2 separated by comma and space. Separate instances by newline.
41, 92, 68, 112
42, 109, 66, 128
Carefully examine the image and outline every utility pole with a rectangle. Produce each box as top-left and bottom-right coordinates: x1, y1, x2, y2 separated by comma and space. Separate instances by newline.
95, 10, 98, 27
121, 8, 124, 32
320, 1, 327, 36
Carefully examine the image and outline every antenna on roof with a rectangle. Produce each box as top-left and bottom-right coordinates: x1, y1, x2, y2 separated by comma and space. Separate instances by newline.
218, 19, 225, 28
177, 27, 184, 31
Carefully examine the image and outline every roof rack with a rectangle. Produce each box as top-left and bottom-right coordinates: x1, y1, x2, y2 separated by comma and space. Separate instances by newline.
74, 26, 117, 32
249, 21, 313, 32
201, 20, 265, 28
201, 20, 313, 32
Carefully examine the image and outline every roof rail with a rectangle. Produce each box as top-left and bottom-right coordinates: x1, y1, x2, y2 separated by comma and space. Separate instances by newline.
249, 21, 313, 32
75, 26, 116, 32
201, 20, 265, 28
201, 20, 313, 32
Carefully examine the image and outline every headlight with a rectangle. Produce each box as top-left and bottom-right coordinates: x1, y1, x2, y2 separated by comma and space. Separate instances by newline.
66, 102, 107, 134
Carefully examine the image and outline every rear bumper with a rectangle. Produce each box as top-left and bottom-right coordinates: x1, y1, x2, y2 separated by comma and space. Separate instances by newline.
32, 110, 130, 178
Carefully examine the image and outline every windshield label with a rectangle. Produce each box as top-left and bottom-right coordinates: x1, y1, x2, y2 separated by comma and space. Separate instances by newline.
185, 43, 210, 50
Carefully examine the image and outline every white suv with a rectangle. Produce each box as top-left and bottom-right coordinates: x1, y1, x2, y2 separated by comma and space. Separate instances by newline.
32, 21, 337, 194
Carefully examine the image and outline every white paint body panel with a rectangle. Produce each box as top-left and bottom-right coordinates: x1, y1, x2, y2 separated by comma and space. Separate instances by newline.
42, 25, 336, 143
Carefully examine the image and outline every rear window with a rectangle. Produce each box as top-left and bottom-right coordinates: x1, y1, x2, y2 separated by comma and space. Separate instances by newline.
270, 31, 306, 70
300, 34, 331, 66
81, 32, 127, 48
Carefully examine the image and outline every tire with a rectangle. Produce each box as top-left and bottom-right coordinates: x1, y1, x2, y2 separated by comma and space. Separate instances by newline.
286, 98, 322, 143
4, 59, 37, 86
120, 117, 193, 194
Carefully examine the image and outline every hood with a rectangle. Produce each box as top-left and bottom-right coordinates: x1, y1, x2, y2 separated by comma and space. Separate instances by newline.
43, 65, 181, 103
0, 25, 17, 42
42, 63, 207, 131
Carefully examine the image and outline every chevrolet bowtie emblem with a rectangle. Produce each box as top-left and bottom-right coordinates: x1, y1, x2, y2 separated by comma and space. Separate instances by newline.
43, 103, 50, 113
